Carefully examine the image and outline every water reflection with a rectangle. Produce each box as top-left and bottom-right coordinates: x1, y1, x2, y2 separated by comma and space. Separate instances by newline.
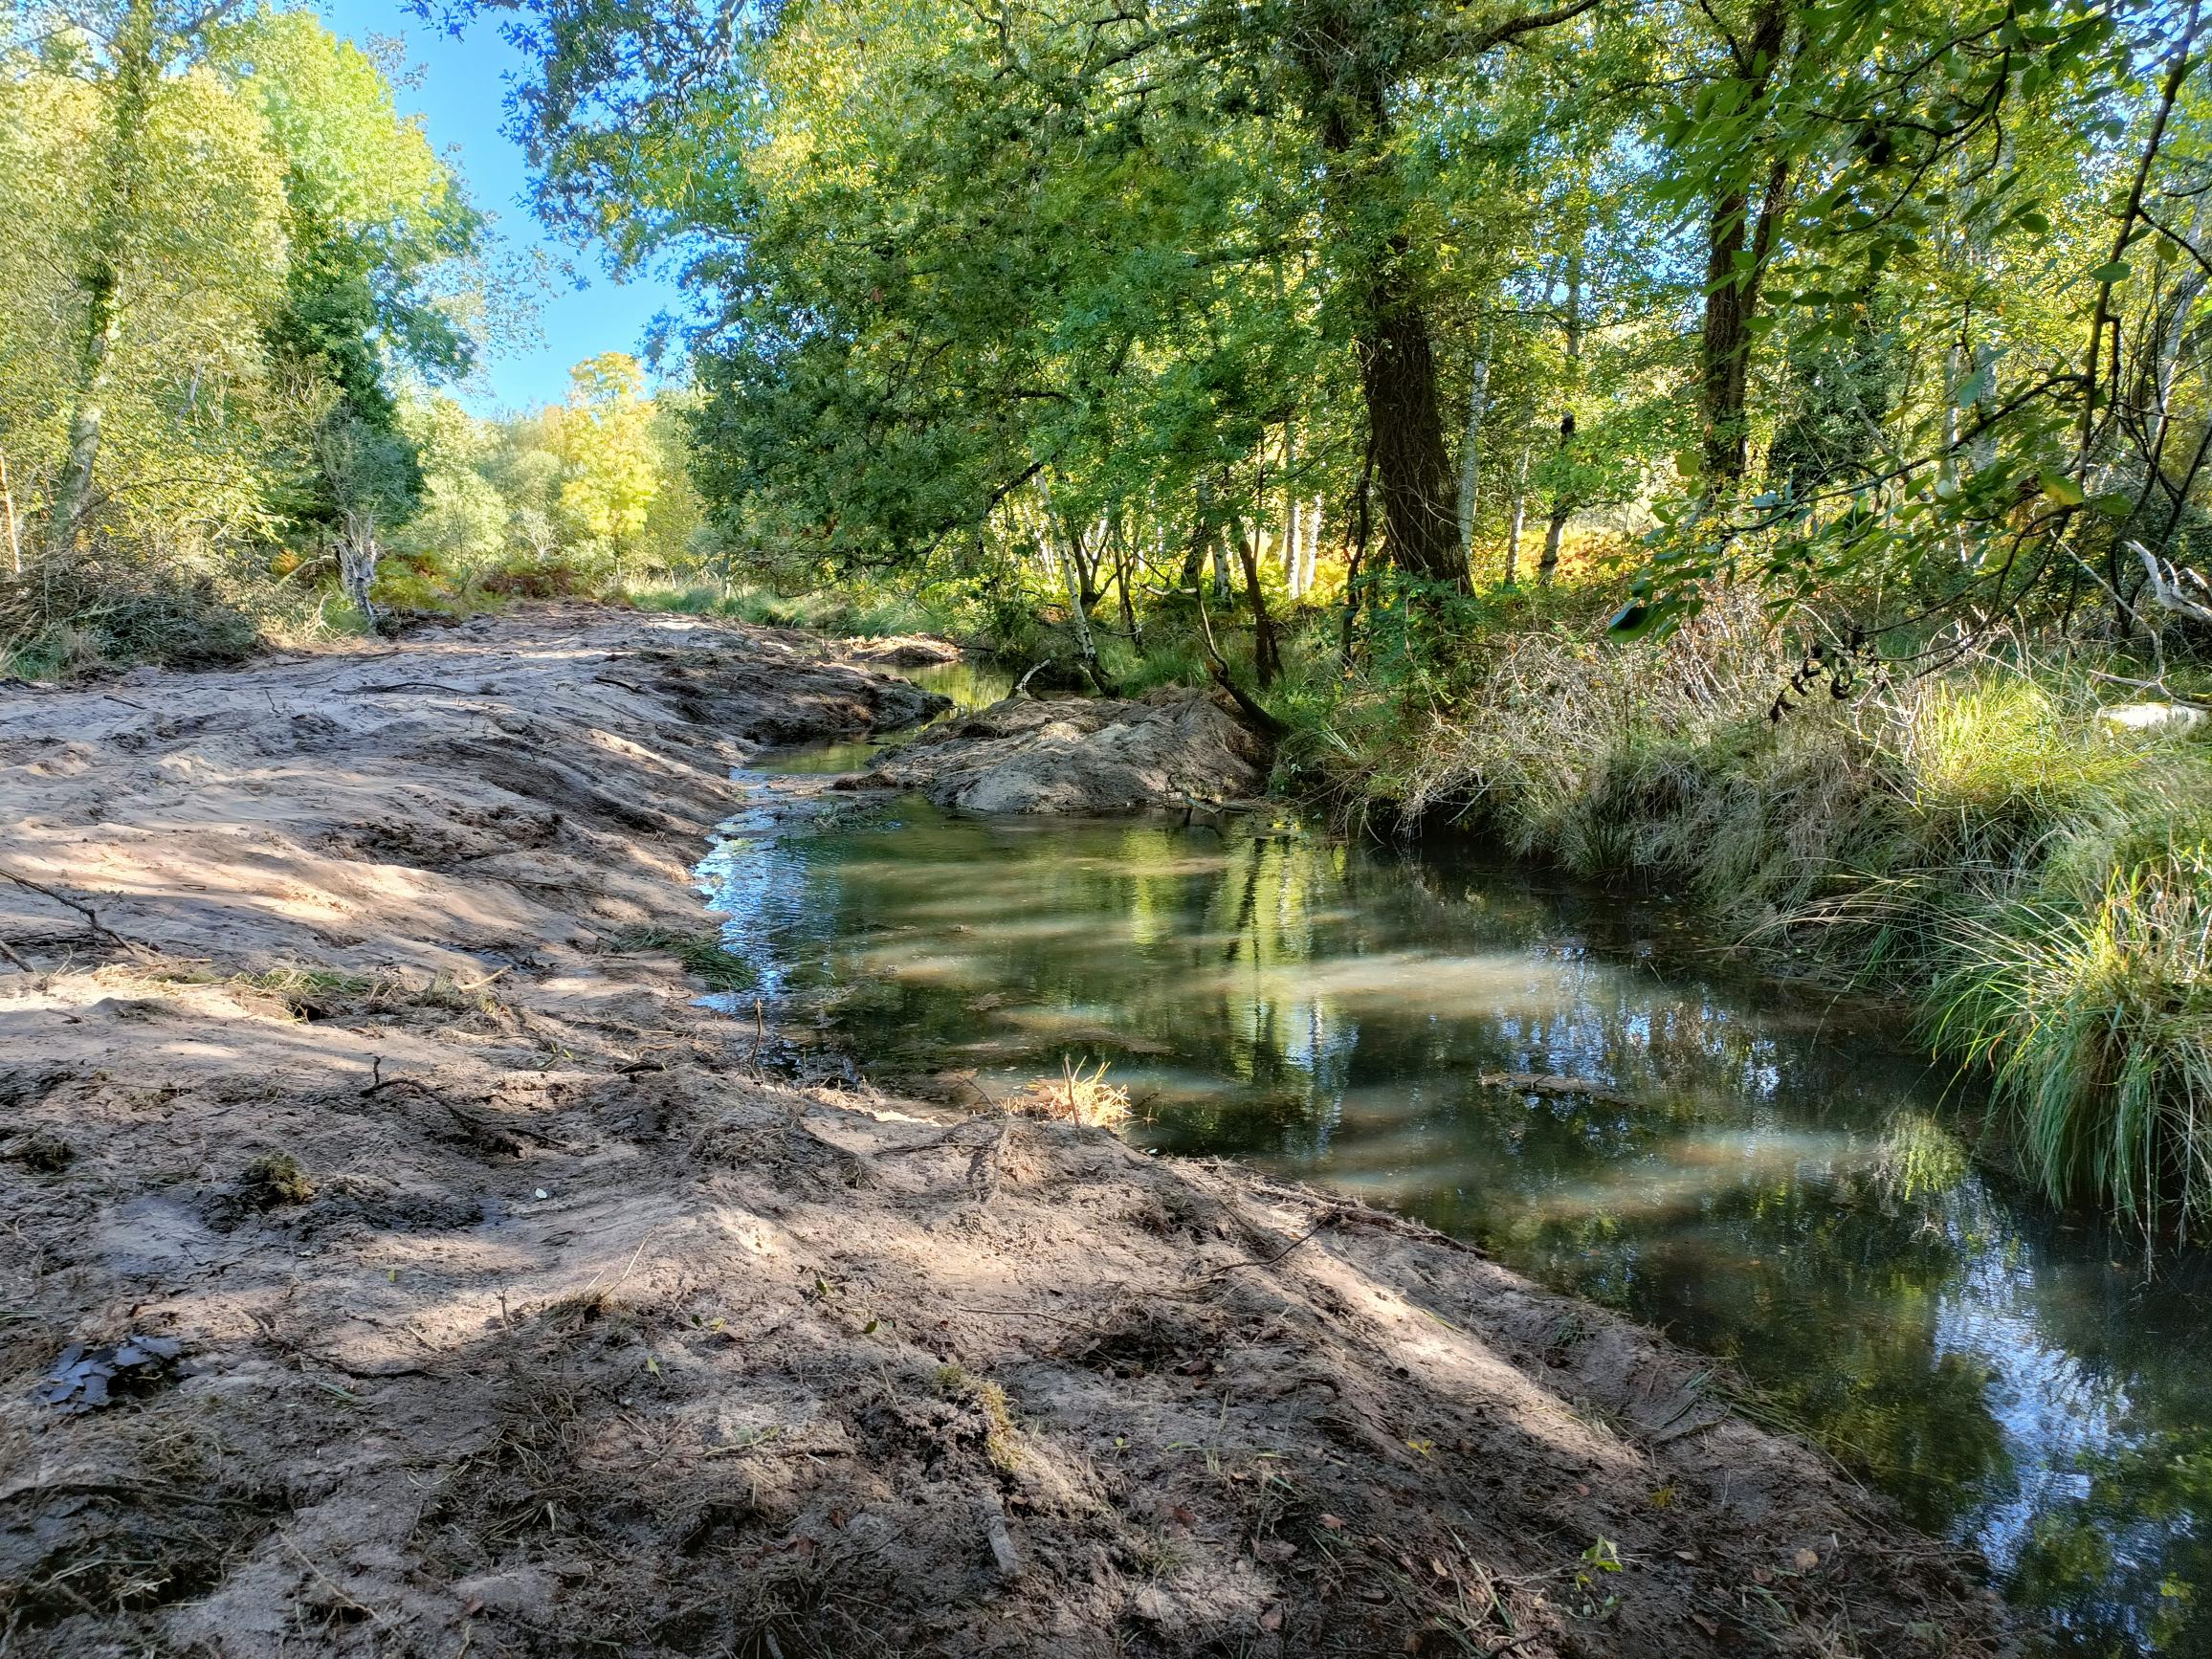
704, 794, 2212, 1656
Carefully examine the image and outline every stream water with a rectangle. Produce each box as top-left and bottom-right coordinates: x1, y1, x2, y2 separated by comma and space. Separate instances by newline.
703, 665, 2212, 1656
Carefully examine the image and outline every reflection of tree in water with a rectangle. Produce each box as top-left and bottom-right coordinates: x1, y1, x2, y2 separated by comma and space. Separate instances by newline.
1505, 1166, 2012, 1534
718, 803, 2212, 1656
1992, 1233, 2212, 1657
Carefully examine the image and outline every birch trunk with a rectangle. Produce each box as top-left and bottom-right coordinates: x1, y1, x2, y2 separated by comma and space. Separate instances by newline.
47, 0, 160, 559
1503, 447, 1530, 587
1456, 319, 1493, 562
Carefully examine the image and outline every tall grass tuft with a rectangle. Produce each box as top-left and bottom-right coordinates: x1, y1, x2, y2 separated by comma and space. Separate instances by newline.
1935, 849, 2212, 1239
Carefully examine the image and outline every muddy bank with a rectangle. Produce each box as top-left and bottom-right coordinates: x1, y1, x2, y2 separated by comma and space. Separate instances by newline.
0, 607, 2003, 1656
853, 687, 1271, 812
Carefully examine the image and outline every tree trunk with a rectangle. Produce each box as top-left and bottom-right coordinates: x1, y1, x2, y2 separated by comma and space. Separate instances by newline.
1229, 513, 1282, 687
1357, 265, 1467, 586
1697, 3, 1791, 483
1, 449, 21, 578
1456, 317, 1493, 561
1304, 61, 1469, 589
1292, 498, 1309, 601
1038, 487, 1115, 696
47, 0, 160, 559
1113, 514, 1143, 650
339, 509, 382, 624
1503, 446, 1529, 586
1538, 240, 1584, 586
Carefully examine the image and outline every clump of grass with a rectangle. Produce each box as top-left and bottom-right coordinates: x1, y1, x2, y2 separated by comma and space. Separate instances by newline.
241, 1152, 316, 1207
932, 1363, 1022, 1473
1009, 1056, 1132, 1127
1905, 676, 2135, 863
605, 924, 758, 992
1935, 847, 2212, 1238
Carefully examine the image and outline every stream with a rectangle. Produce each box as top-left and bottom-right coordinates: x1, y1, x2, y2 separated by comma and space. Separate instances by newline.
704, 663, 2212, 1657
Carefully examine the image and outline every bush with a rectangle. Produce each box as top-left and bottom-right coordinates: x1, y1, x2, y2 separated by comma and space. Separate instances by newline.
1, 560, 259, 676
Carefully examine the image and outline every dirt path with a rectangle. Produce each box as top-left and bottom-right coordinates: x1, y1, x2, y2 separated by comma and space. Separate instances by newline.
0, 607, 2004, 1657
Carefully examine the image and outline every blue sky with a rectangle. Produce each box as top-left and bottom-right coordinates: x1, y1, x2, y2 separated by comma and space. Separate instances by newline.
316, 0, 689, 414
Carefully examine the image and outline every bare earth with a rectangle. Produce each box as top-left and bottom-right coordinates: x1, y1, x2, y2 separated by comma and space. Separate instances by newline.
0, 607, 2005, 1657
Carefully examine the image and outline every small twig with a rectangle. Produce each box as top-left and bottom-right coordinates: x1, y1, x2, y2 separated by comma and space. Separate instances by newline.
1012, 659, 1052, 696
749, 996, 766, 1077
0, 935, 31, 972
1192, 1219, 1330, 1282
0, 864, 148, 957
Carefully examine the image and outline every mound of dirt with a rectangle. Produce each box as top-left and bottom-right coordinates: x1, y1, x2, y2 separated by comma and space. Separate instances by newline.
851, 689, 1272, 813
842, 633, 962, 668
0, 607, 2005, 1657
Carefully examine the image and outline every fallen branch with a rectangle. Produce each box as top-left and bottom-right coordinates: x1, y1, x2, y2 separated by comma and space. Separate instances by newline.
0, 865, 149, 957
1190, 594, 1291, 740
1476, 1071, 1637, 1107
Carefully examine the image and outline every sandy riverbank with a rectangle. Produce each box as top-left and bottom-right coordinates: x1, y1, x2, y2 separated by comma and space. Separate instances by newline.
0, 606, 2004, 1656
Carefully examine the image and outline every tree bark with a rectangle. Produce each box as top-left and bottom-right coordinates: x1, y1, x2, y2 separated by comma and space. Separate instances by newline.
1503, 446, 1530, 586
1538, 242, 1584, 585
1356, 263, 1467, 586
1229, 512, 1282, 687
1697, 2, 1791, 483
1301, 57, 1469, 589
1456, 317, 1493, 561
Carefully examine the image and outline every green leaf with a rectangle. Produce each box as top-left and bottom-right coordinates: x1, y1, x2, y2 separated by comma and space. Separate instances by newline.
2088, 260, 2134, 285
2038, 470, 2085, 506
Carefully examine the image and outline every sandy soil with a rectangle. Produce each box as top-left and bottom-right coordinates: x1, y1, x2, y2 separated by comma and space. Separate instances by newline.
0, 607, 2006, 1657
854, 690, 1271, 812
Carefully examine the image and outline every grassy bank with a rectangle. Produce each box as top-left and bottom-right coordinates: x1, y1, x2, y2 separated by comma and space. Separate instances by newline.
1277, 585, 2212, 1242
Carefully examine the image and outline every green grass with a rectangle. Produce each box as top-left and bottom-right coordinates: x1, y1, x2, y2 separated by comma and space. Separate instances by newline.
621, 579, 953, 640
604, 924, 760, 993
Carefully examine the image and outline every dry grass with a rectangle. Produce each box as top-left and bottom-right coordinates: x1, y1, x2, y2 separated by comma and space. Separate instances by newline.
1007, 1056, 1132, 1127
